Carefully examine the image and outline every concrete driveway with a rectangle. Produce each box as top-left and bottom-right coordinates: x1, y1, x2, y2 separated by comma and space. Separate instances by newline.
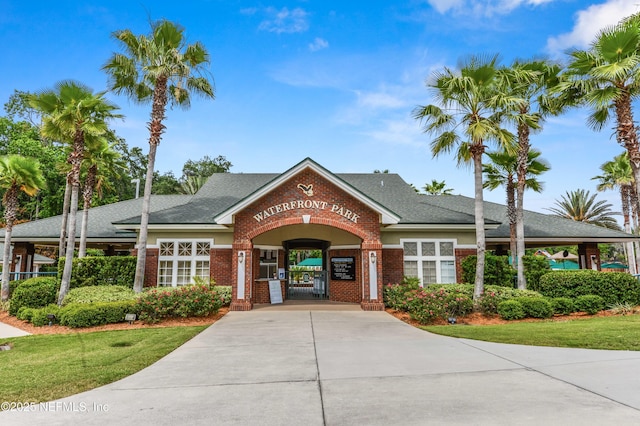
2, 309, 640, 425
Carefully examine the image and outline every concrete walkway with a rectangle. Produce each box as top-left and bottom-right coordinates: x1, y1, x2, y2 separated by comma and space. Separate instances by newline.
2, 310, 640, 425
0, 320, 30, 338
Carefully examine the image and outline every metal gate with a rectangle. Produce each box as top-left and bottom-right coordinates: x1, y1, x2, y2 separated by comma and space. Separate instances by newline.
287, 270, 328, 300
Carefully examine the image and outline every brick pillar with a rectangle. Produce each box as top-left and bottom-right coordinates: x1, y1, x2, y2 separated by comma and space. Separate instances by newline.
455, 248, 477, 284
361, 241, 384, 311
578, 243, 600, 271
230, 241, 253, 311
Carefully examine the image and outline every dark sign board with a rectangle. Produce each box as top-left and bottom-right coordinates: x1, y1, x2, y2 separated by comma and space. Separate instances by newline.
331, 256, 355, 280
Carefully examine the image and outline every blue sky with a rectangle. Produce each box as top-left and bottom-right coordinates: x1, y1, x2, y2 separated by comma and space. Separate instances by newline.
2, 0, 639, 217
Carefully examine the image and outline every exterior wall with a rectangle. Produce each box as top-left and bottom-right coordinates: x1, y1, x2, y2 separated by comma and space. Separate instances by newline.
578, 243, 601, 271
381, 230, 476, 246
211, 248, 232, 286
382, 248, 404, 285
230, 168, 384, 310
147, 231, 228, 246
328, 248, 361, 303
144, 248, 159, 287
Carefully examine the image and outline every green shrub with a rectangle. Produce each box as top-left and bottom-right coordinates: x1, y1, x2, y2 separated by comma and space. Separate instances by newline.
136, 285, 222, 324
30, 304, 61, 327
475, 286, 543, 315
574, 295, 606, 315
62, 285, 136, 305
515, 297, 553, 319
213, 285, 232, 306
551, 297, 575, 315
522, 255, 551, 290
461, 254, 513, 287
8, 279, 26, 298
444, 293, 474, 317
57, 256, 136, 288
405, 288, 448, 324
536, 270, 640, 305
497, 300, 526, 320
608, 301, 635, 315
9, 277, 58, 316
384, 284, 409, 310
58, 300, 138, 328
400, 276, 422, 288
16, 306, 35, 321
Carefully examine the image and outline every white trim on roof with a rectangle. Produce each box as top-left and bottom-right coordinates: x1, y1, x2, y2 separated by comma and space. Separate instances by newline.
383, 224, 499, 231
213, 158, 401, 226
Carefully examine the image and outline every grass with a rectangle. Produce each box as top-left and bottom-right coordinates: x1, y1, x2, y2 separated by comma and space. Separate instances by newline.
0, 326, 206, 404
423, 315, 640, 350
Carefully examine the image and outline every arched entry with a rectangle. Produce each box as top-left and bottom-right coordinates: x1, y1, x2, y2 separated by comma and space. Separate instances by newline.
284, 238, 330, 300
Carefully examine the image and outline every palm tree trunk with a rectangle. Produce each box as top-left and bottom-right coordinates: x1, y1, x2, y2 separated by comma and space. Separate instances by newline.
621, 186, 637, 274
1, 187, 17, 301
58, 181, 71, 258
133, 75, 168, 293
59, 183, 79, 304
506, 179, 516, 270
79, 166, 96, 258
472, 146, 486, 301
515, 121, 529, 289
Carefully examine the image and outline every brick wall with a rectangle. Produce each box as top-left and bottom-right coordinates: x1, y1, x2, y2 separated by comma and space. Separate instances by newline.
328, 249, 361, 303
382, 248, 404, 285
210, 248, 232, 286
144, 248, 159, 287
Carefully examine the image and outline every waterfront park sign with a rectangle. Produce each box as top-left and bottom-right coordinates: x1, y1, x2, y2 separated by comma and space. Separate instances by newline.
253, 199, 361, 224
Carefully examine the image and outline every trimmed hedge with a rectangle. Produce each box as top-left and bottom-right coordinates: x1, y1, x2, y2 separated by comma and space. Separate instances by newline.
62, 285, 136, 305
497, 300, 526, 320
551, 297, 575, 315
514, 297, 553, 319
574, 295, 606, 315
136, 285, 223, 324
8, 277, 58, 316
522, 255, 551, 289
536, 270, 640, 305
57, 256, 136, 288
58, 300, 138, 328
461, 254, 512, 287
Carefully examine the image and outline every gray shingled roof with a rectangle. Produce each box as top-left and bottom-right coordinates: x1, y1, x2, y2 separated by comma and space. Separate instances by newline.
4, 162, 636, 244
5, 195, 190, 242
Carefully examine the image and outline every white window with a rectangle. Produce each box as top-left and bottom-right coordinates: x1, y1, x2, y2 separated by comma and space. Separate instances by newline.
402, 240, 456, 286
157, 240, 212, 287
259, 249, 278, 279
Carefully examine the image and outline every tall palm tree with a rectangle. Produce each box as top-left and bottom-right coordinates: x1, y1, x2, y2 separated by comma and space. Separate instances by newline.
30, 81, 121, 304
593, 152, 636, 273
483, 149, 549, 269
78, 138, 125, 257
561, 18, 640, 214
423, 179, 454, 195
104, 19, 215, 292
502, 59, 567, 289
413, 54, 521, 301
0, 155, 45, 301
546, 189, 621, 230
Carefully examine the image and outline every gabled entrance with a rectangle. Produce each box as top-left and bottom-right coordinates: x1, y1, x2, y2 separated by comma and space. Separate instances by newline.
284, 239, 329, 300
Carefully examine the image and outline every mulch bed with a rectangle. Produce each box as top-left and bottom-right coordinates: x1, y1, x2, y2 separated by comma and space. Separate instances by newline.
0, 308, 229, 335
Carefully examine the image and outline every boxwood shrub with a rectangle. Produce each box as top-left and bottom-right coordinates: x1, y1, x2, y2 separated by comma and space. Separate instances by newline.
58, 300, 138, 328
461, 254, 513, 287
551, 297, 575, 315
9, 277, 58, 316
57, 256, 136, 288
536, 270, 640, 305
30, 304, 61, 327
62, 285, 136, 305
514, 297, 553, 319
497, 299, 526, 320
136, 285, 222, 324
574, 295, 606, 315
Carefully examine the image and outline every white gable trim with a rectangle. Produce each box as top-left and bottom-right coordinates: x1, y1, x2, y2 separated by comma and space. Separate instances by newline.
214, 158, 400, 225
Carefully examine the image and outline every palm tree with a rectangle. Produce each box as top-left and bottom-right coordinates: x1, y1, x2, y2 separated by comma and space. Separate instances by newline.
483, 149, 549, 270
593, 153, 636, 273
561, 18, 640, 214
413, 54, 521, 301
78, 138, 124, 257
30, 81, 121, 304
502, 59, 567, 289
104, 19, 215, 292
423, 179, 454, 195
546, 189, 621, 230
0, 155, 45, 301
180, 175, 208, 195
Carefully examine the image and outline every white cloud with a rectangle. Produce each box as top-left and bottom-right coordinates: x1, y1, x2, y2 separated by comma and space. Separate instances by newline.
309, 37, 329, 52
546, 0, 639, 56
258, 7, 309, 34
426, 0, 555, 16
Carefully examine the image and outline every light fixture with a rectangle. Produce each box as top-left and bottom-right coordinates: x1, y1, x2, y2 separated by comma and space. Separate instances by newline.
370, 252, 377, 264
46, 314, 56, 326
125, 313, 137, 325
238, 251, 245, 263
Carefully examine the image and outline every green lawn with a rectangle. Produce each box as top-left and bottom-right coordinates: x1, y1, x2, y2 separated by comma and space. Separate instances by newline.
423, 315, 640, 350
0, 326, 206, 404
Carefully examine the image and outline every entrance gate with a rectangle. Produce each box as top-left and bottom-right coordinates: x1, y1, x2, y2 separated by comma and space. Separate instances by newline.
287, 270, 328, 300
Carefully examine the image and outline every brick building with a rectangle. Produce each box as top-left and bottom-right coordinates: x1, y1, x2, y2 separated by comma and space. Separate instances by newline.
4, 158, 637, 310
